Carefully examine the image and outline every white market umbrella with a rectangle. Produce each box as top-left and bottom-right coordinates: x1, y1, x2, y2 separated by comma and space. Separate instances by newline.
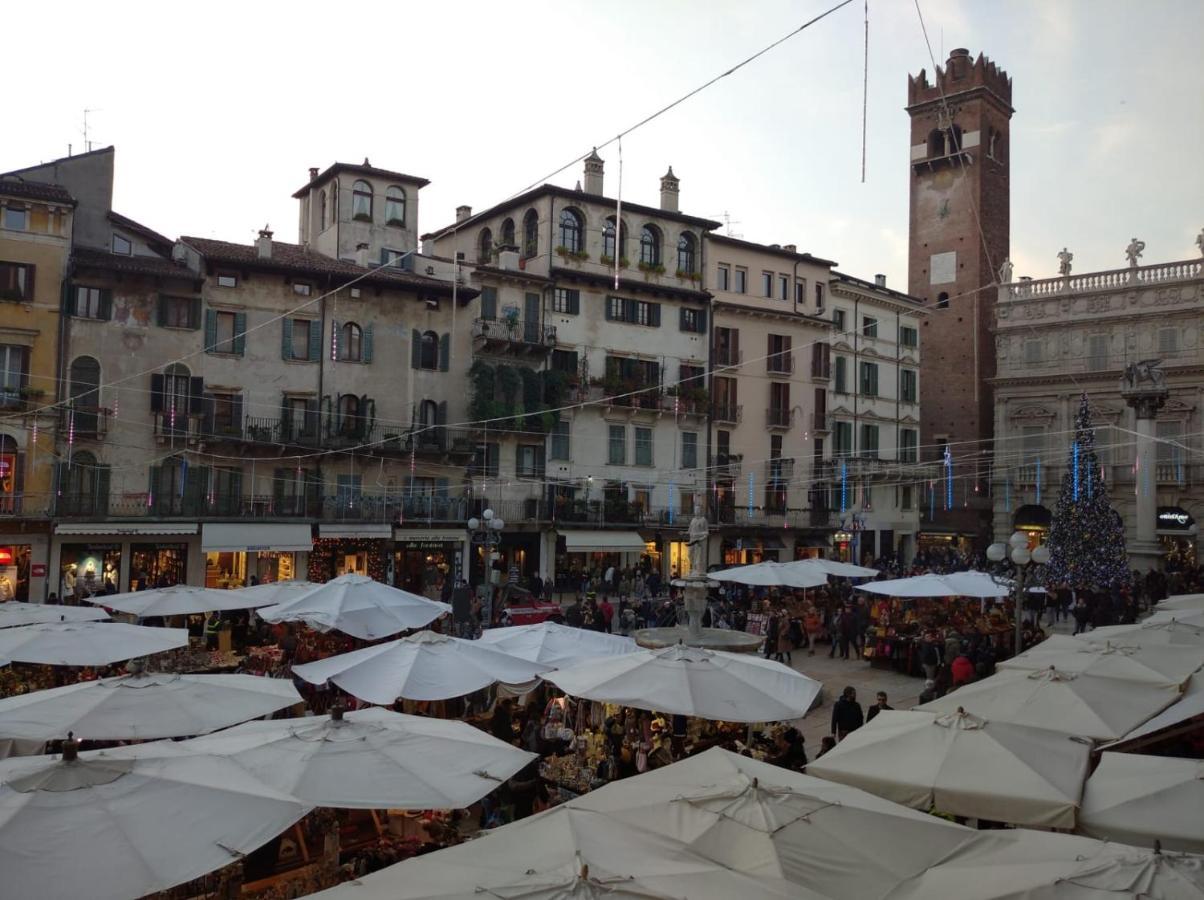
235, 580, 318, 607
999, 634, 1204, 690
0, 622, 189, 667
1104, 674, 1204, 750
0, 669, 300, 741
806, 708, 1091, 828
1079, 752, 1204, 853
292, 630, 550, 703
305, 802, 808, 900
917, 667, 1176, 742
477, 621, 639, 668
544, 643, 822, 723
1087, 619, 1204, 648
1157, 593, 1204, 613
91, 583, 278, 617
172, 707, 535, 810
709, 561, 827, 589
0, 603, 109, 629
857, 571, 1011, 599
788, 558, 880, 578
570, 747, 976, 900
882, 829, 1204, 900
0, 744, 309, 900
257, 573, 450, 639
1147, 609, 1204, 629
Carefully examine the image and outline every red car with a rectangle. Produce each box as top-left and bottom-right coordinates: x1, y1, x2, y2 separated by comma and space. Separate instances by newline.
498, 583, 560, 625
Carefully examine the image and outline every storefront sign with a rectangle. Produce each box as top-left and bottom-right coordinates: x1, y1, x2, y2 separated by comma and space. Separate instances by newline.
1157, 507, 1195, 530
400, 540, 457, 550
31, 563, 46, 577
0, 548, 12, 566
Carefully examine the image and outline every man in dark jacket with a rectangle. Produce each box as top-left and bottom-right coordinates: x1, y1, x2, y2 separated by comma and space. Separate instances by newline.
831, 686, 864, 741
865, 691, 893, 723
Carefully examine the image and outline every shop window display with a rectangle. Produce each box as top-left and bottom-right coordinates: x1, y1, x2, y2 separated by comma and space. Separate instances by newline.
130, 543, 188, 591
394, 544, 454, 598
59, 544, 120, 602
0, 544, 28, 602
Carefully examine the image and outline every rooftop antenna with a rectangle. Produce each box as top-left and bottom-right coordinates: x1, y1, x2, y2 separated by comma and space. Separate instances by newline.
82, 108, 101, 152
723, 211, 743, 239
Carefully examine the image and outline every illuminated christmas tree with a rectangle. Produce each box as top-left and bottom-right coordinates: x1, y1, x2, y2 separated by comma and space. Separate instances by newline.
1045, 394, 1130, 589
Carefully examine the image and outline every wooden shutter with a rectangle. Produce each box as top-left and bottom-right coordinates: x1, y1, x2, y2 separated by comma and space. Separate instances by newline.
189, 377, 205, 414
410, 329, 421, 369
305, 399, 319, 439
439, 333, 450, 371
204, 309, 217, 351
731, 328, 739, 360
281, 318, 293, 359
95, 465, 111, 517
307, 319, 322, 361
189, 297, 201, 330
233, 312, 247, 356
232, 394, 244, 435
98, 289, 113, 321
201, 395, 215, 436
150, 374, 165, 412
568, 290, 580, 314
362, 324, 374, 363
481, 287, 497, 320
649, 303, 660, 327
157, 295, 168, 327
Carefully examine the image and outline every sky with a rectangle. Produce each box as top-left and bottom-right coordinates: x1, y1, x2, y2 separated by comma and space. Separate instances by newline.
4, 0, 1202, 289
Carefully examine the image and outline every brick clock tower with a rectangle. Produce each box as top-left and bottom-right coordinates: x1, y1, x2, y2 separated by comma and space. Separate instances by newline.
906, 48, 1013, 549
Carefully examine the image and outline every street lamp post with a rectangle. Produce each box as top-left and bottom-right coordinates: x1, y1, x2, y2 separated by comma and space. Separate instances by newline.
467, 507, 505, 628
987, 531, 1051, 657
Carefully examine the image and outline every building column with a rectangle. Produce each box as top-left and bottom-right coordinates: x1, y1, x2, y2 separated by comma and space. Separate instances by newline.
1122, 376, 1168, 572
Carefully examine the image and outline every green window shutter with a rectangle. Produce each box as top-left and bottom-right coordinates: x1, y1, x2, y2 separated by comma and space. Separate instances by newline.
189, 297, 201, 330
204, 309, 217, 351
410, 329, 421, 369
95, 465, 111, 517
481, 287, 497, 320
281, 318, 293, 359
362, 324, 374, 363
233, 312, 247, 356
156, 296, 168, 327
308, 319, 322, 360
99, 289, 113, 321
568, 290, 580, 314
439, 333, 450, 371
149, 374, 165, 412
649, 303, 661, 327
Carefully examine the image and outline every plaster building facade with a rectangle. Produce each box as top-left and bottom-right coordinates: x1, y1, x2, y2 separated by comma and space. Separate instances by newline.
991, 255, 1204, 569
828, 272, 928, 565
704, 234, 837, 566
906, 47, 1013, 552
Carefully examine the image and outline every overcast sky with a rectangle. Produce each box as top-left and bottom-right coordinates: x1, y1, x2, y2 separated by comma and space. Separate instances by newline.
5, 0, 1201, 288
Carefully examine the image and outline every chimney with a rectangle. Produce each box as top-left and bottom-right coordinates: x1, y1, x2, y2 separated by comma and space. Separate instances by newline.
783, 244, 797, 254
308, 167, 319, 181
583, 148, 604, 195
356, 242, 370, 267
659, 166, 680, 212
497, 247, 520, 271
947, 47, 970, 78
256, 225, 273, 259
456, 205, 472, 223
874, 274, 887, 288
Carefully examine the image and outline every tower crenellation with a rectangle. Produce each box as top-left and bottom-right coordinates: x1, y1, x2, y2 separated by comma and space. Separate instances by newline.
907, 49, 1013, 109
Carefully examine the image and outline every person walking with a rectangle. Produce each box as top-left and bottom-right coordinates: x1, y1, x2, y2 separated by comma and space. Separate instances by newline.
764, 613, 781, 661
598, 596, 615, 634
775, 616, 794, 664
830, 686, 864, 742
1071, 597, 1090, 635
865, 691, 893, 722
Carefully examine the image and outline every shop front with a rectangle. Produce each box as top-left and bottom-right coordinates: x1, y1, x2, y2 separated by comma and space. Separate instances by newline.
0, 521, 49, 603
202, 523, 314, 589
1157, 507, 1198, 568
51, 523, 201, 599
392, 528, 466, 598
1012, 504, 1052, 549
720, 535, 784, 566
309, 524, 391, 582
555, 530, 646, 589
792, 535, 830, 561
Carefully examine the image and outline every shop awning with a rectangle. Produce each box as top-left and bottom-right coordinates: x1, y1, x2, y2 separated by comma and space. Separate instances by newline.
562, 531, 647, 553
202, 523, 313, 552
54, 523, 198, 536
1013, 504, 1052, 529
393, 529, 467, 544
796, 536, 831, 548
319, 524, 392, 540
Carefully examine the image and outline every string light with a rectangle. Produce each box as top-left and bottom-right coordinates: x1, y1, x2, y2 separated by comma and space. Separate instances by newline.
943, 445, 952, 510
1072, 440, 1080, 501
839, 461, 848, 513
1036, 456, 1042, 506
747, 472, 754, 518
668, 479, 676, 525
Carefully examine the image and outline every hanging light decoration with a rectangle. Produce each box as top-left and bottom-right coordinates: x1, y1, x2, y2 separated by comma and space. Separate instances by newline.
943, 445, 953, 510
840, 460, 848, 513
747, 471, 754, 518
1072, 441, 1080, 501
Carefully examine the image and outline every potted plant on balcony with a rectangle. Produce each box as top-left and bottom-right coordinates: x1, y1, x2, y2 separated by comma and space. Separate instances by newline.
502, 305, 520, 338
555, 246, 590, 263
675, 268, 701, 283
637, 261, 666, 279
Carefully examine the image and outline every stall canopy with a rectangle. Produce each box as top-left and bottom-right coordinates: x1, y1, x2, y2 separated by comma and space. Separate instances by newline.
201, 523, 312, 552
1103, 674, 1204, 750
1157, 593, 1204, 613
1078, 752, 1204, 853
0, 623, 190, 667
0, 602, 109, 629
94, 584, 280, 617
1088, 619, 1204, 647
999, 634, 1204, 691
562, 531, 646, 553
857, 571, 1011, 599
709, 561, 827, 588
477, 621, 639, 668
255, 573, 450, 639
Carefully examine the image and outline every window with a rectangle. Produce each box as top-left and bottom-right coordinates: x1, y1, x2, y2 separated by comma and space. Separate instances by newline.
639, 225, 661, 267
936, 292, 949, 308
634, 427, 653, 466
478, 228, 493, 263
318, 190, 327, 229
1156, 420, 1184, 468
159, 295, 199, 329
734, 268, 747, 293
517, 444, 546, 478
767, 334, 792, 374
900, 484, 914, 510
834, 356, 848, 393
500, 218, 515, 247
337, 394, 362, 438
1021, 426, 1045, 460
558, 208, 584, 253
679, 307, 705, 333
480, 286, 497, 320
216, 274, 237, 288
900, 325, 918, 348
338, 322, 364, 362
676, 233, 696, 273
1087, 334, 1109, 371
471, 442, 500, 477
0, 262, 34, 302
606, 296, 660, 327
68, 356, 101, 427
717, 264, 730, 291
901, 368, 918, 403
3, 207, 28, 231
678, 363, 705, 397
814, 282, 825, 309
713, 376, 738, 420
832, 308, 846, 332
284, 319, 316, 361
681, 432, 698, 469
112, 234, 132, 255
551, 348, 578, 375
859, 361, 879, 397
603, 218, 626, 261
0, 345, 29, 407
608, 425, 626, 465
207, 392, 242, 437
385, 186, 406, 226
1023, 339, 1042, 364
833, 421, 853, 457
70, 286, 111, 320
859, 424, 880, 458
761, 271, 773, 297
335, 474, 363, 511
862, 316, 878, 338
1159, 327, 1180, 354
157, 364, 193, 430
811, 342, 831, 378
213, 311, 238, 354
352, 180, 372, 220
418, 330, 439, 370
522, 209, 539, 258
550, 421, 571, 460
292, 282, 312, 296
769, 382, 791, 426
779, 275, 789, 301
795, 279, 806, 304
900, 428, 918, 462
928, 128, 946, 158
713, 326, 739, 366
553, 288, 580, 314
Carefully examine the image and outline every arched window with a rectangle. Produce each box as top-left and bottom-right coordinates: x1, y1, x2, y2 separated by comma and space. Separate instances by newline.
927, 129, 946, 158
522, 209, 539, 258
318, 190, 327, 230
500, 217, 515, 247
352, 180, 373, 220
339, 323, 363, 361
385, 186, 406, 226
602, 217, 627, 261
338, 394, 360, 436
163, 363, 191, 427
936, 292, 949, 309
479, 228, 493, 263
419, 331, 439, 370
419, 399, 438, 426
64, 450, 99, 507
676, 233, 696, 274
947, 124, 963, 153
69, 356, 101, 436
558, 209, 583, 254
639, 225, 661, 267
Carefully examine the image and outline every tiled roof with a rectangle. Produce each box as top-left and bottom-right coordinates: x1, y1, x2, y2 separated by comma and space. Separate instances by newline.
292, 161, 431, 198
72, 246, 199, 280
0, 177, 74, 204
708, 233, 838, 268
181, 236, 473, 299
109, 211, 171, 251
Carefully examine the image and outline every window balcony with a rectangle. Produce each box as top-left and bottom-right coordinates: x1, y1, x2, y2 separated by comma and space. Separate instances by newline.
766, 353, 794, 375
710, 453, 743, 479
61, 406, 110, 441
713, 348, 742, 368
766, 407, 793, 429
713, 403, 742, 424
472, 317, 556, 355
